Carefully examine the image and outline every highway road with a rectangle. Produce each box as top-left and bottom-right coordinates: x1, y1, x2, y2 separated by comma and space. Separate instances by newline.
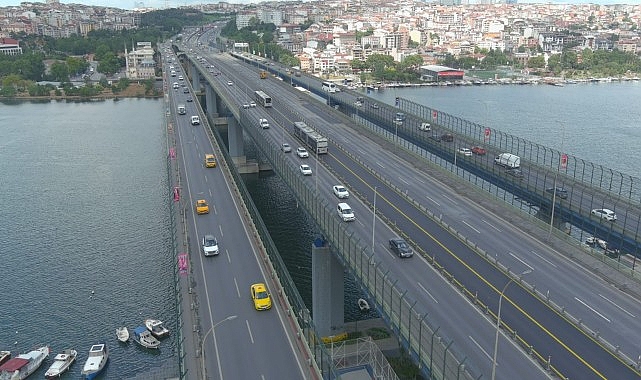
181, 36, 641, 379
164, 49, 313, 380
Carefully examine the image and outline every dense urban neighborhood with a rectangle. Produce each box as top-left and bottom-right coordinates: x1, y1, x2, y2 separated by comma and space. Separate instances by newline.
0, 0, 640, 96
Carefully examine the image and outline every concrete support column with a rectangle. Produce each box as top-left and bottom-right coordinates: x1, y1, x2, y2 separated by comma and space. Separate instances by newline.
193, 71, 201, 93
311, 236, 345, 339
205, 84, 218, 117
228, 117, 245, 159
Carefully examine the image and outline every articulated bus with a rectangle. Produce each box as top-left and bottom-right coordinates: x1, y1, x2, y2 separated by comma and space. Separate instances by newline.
321, 81, 337, 93
254, 90, 272, 108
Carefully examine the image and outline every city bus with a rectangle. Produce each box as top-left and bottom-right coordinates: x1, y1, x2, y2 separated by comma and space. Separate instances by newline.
254, 90, 272, 108
321, 81, 337, 93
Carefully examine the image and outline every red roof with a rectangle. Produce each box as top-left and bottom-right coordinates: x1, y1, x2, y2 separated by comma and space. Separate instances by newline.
0, 357, 29, 372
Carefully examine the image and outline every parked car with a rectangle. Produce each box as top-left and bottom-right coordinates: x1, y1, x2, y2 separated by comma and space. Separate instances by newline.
471, 146, 487, 155
389, 238, 413, 258
591, 208, 617, 222
332, 185, 349, 199
546, 187, 568, 199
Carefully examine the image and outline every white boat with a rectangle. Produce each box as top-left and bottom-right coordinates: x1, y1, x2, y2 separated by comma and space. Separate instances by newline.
116, 327, 130, 343
45, 349, 77, 379
81, 343, 108, 380
133, 326, 160, 349
0, 352, 9, 367
0, 345, 49, 380
144, 319, 170, 339
358, 298, 370, 311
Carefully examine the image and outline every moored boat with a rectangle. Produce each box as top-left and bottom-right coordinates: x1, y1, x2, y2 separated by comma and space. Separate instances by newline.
132, 326, 160, 349
144, 319, 170, 339
0, 345, 49, 380
44, 349, 77, 379
116, 327, 130, 343
0, 352, 9, 366
80, 343, 108, 380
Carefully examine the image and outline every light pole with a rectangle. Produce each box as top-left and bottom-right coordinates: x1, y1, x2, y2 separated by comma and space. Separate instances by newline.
201, 315, 237, 380
371, 186, 377, 259
491, 270, 531, 380
548, 123, 566, 240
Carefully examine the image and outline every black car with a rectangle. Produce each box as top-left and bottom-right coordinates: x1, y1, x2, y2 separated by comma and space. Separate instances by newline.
389, 238, 413, 258
546, 187, 568, 199
186, 97, 193, 102
506, 169, 524, 179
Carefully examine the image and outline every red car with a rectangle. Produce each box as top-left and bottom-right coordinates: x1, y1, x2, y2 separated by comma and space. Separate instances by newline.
471, 146, 487, 155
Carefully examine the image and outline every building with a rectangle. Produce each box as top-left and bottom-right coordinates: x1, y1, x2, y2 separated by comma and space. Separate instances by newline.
125, 41, 155, 80
419, 65, 464, 82
0, 37, 22, 55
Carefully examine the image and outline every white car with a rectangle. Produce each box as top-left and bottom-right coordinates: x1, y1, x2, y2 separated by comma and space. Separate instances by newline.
281, 143, 292, 153
591, 208, 617, 222
249, 101, 256, 107
202, 235, 219, 256
296, 147, 309, 158
242, 103, 250, 109
333, 185, 349, 199
259, 118, 270, 129
227, 81, 233, 86
299, 164, 312, 176
457, 147, 472, 156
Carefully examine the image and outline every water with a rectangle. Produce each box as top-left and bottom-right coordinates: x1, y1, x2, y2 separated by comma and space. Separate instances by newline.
0, 99, 175, 378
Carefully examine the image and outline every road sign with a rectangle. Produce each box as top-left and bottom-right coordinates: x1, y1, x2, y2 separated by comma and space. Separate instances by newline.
561, 154, 568, 169
484, 128, 491, 142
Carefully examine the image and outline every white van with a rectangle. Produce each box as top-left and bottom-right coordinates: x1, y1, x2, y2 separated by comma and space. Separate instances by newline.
337, 203, 355, 222
177, 104, 186, 115
419, 122, 431, 131
190, 115, 200, 125
494, 153, 520, 168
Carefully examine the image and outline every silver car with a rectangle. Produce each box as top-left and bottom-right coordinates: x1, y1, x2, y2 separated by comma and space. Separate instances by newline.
202, 235, 219, 256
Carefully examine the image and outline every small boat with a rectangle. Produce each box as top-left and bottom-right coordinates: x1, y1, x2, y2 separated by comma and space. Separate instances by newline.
80, 343, 108, 380
116, 327, 130, 343
358, 298, 370, 312
0, 352, 9, 366
144, 319, 170, 339
0, 345, 49, 380
133, 326, 160, 349
45, 349, 77, 378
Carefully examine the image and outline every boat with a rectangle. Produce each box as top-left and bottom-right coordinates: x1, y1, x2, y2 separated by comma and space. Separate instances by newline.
44, 349, 77, 379
0, 345, 49, 380
0, 352, 9, 367
116, 327, 130, 343
80, 343, 108, 380
144, 319, 170, 339
358, 298, 370, 311
132, 326, 161, 349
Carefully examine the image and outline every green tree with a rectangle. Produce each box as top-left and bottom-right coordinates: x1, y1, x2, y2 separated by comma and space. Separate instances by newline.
50, 61, 70, 81
527, 55, 546, 68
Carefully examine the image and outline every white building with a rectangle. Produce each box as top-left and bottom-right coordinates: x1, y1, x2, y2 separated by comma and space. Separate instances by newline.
125, 41, 155, 80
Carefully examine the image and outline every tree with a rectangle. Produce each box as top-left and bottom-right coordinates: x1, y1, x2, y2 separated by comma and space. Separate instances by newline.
50, 61, 70, 81
527, 55, 546, 69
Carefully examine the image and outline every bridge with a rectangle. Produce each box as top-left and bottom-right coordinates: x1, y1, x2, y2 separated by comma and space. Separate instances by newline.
166, 28, 641, 380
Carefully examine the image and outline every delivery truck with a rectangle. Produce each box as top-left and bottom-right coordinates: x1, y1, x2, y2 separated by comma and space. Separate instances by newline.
494, 153, 520, 168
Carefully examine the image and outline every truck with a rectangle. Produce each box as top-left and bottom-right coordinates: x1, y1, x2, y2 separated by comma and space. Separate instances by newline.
494, 153, 520, 168
293, 121, 328, 154
259, 70, 268, 79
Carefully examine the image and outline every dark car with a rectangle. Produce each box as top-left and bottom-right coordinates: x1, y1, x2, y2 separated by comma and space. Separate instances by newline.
429, 134, 441, 142
546, 187, 568, 199
389, 238, 413, 258
441, 133, 454, 142
506, 169, 524, 179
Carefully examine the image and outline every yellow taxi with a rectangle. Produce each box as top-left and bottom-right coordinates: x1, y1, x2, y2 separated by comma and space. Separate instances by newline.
250, 283, 272, 311
196, 199, 209, 215
205, 154, 216, 168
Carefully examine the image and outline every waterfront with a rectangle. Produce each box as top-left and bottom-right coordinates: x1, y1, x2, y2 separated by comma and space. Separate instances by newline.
1, 81, 640, 377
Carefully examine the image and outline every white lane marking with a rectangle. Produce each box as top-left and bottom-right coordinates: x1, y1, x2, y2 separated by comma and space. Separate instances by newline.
417, 282, 439, 303
481, 219, 502, 232
209, 188, 213, 197
399, 177, 409, 185
204, 175, 208, 183
598, 294, 636, 318
425, 195, 440, 206
219, 225, 224, 237
415, 178, 425, 184
507, 251, 533, 271
461, 220, 480, 234
226, 249, 231, 264
234, 278, 240, 298
358, 148, 366, 155
574, 297, 611, 322
376, 162, 385, 168
468, 335, 492, 361
246, 320, 255, 344
530, 250, 557, 268
441, 194, 458, 205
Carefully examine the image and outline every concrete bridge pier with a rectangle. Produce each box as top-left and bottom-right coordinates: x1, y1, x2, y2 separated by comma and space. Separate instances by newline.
192, 66, 201, 93
205, 84, 218, 117
228, 117, 258, 173
311, 236, 346, 342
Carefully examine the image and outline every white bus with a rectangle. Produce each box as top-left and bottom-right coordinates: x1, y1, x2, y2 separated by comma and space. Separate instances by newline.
321, 81, 337, 93
254, 90, 272, 108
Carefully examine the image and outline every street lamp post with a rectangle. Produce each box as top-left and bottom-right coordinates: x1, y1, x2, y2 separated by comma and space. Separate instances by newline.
491, 270, 531, 380
201, 315, 237, 380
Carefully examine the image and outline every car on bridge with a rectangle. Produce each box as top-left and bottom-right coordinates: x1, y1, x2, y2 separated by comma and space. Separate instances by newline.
296, 147, 309, 158
506, 168, 524, 179
389, 238, 413, 258
457, 147, 472, 157
471, 146, 487, 155
196, 199, 209, 214
227, 81, 233, 86
299, 164, 312, 176
546, 187, 568, 199
332, 185, 349, 199
204, 154, 216, 168
591, 208, 617, 222
202, 235, 219, 256
191, 115, 200, 125
281, 143, 292, 153
250, 283, 272, 310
